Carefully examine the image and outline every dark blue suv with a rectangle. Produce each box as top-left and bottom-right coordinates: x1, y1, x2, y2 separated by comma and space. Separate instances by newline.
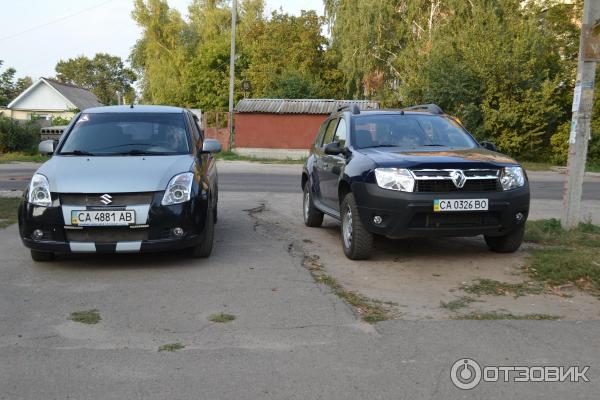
301, 104, 530, 260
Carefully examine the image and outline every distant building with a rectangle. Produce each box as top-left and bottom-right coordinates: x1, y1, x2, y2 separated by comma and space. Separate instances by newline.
234, 98, 379, 159
2, 77, 102, 122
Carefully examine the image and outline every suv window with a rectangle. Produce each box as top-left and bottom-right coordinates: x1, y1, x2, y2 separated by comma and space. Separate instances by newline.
322, 118, 338, 146
352, 114, 477, 150
59, 113, 191, 156
333, 118, 347, 147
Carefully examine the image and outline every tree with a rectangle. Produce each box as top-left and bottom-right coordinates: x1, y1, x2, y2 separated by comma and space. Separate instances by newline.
55, 53, 136, 105
0, 61, 33, 106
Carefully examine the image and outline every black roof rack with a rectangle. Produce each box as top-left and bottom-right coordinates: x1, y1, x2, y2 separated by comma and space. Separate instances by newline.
403, 103, 444, 115
336, 103, 361, 115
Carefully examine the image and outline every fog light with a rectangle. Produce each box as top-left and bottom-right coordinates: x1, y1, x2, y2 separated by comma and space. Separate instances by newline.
373, 216, 383, 225
515, 212, 524, 222
32, 229, 44, 240
172, 227, 184, 237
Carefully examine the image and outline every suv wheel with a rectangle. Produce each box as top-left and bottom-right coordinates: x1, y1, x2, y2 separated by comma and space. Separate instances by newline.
189, 203, 215, 258
340, 192, 373, 260
303, 181, 324, 227
484, 225, 525, 253
30, 250, 54, 262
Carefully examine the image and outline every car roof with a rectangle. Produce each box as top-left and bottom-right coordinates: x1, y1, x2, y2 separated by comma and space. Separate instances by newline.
83, 105, 186, 114
349, 110, 443, 117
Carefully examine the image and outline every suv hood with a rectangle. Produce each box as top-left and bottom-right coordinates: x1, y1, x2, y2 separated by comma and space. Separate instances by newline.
360, 147, 518, 169
37, 155, 194, 193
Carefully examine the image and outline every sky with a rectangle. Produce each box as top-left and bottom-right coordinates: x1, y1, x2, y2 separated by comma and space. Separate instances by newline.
0, 0, 325, 80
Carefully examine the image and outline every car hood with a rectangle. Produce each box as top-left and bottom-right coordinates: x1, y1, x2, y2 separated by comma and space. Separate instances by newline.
37, 155, 194, 193
359, 147, 518, 169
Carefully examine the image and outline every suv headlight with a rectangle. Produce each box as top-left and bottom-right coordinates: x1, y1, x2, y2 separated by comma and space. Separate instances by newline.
375, 168, 415, 192
500, 166, 525, 191
28, 174, 52, 207
162, 172, 194, 206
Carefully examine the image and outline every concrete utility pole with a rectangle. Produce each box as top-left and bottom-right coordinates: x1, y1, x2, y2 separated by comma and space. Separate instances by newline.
562, 0, 600, 229
228, 0, 237, 150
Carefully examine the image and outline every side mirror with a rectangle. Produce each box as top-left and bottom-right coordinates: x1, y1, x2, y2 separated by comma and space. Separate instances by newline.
201, 138, 222, 154
324, 141, 344, 155
39, 140, 56, 155
480, 141, 497, 152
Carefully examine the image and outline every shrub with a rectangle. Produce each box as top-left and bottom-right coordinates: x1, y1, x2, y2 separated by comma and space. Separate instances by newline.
0, 117, 40, 153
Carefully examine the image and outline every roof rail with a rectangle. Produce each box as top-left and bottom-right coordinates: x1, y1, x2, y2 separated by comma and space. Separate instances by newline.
403, 103, 444, 114
336, 103, 361, 115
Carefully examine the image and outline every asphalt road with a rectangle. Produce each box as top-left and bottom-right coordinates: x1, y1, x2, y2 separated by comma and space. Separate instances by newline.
1, 162, 599, 200
0, 161, 599, 399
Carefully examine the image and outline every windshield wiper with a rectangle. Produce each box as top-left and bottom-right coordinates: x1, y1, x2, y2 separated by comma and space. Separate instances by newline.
59, 150, 97, 156
423, 144, 446, 147
111, 150, 172, 156
95, 143, 155, 150
366, 144, 399, 148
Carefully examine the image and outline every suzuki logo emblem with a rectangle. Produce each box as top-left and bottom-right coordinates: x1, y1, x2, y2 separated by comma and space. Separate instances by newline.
100, 194, 113, 205
450, 170, 467, 188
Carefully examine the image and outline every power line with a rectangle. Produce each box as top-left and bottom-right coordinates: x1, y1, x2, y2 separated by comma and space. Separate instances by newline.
0, 0, 116, 42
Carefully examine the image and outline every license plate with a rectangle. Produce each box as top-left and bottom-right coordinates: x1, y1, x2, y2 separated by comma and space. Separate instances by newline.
433, 199, 488, 212
71, 210, 136, 226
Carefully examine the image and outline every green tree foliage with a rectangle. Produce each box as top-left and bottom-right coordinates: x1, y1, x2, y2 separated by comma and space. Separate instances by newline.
55, 53, 136, 105
0, 61, 33, 106
0, 117, 39, 153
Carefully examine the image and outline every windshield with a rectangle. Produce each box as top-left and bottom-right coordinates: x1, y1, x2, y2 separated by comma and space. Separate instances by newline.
352, 114, 478, 150
59, 112, 190, 156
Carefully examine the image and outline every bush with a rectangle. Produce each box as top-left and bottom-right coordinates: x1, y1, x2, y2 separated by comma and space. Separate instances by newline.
0, 117, 40, 153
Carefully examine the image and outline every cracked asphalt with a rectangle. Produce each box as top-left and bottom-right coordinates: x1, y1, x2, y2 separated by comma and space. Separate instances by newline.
0, 161, 599, 399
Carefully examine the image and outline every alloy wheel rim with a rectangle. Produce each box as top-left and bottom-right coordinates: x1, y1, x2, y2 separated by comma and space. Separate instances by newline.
343, 206, 353, 249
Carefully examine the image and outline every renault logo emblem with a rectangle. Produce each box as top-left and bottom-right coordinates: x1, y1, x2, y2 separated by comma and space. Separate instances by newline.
450, 170, 467, 188
100, 194, 113, 205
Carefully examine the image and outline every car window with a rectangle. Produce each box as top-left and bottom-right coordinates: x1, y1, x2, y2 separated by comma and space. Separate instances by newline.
352, 114, 477, 150
59, 113, 190, 156
314, 120, 328, 147
333, 118, 347, 147
322, 118, 338, 146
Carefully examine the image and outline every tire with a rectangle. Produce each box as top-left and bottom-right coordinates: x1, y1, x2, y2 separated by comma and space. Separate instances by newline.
189, 203, 214, 258
303, 181, 324, 227
30, 250, 54, 262
340, 192, 373, 260
484, 224, 525, 253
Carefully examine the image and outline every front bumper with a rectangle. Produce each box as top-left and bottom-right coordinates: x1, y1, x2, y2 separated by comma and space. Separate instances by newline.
18, 192, 208, 254
352, 183, 530, 239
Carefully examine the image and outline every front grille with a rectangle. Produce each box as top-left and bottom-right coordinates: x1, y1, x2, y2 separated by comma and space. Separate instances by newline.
65, 227, 149, 243
60, 192, 154, 207
409, 212, 500, 229
411, 168, 501, 193
415, 179, 500, 192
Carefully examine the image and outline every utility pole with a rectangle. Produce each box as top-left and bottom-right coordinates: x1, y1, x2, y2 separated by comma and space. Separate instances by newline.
228, 0, 237, 151
562, 0, 600, 229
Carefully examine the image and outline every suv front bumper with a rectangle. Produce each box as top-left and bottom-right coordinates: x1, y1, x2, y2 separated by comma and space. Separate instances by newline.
351, 183, 530, 239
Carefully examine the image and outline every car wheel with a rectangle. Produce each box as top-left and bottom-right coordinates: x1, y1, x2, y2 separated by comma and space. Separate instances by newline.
484, 224, 525, 253
30, 250, 54, 262
340, 192, 373, 260
189, 204, 214, 258
303, 181, 324, 227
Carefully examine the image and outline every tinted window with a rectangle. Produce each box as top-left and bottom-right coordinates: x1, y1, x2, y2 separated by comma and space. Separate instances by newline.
352, 114, 477, 150
322, 118, 338, 146
60, 113, 190, 156
333, 118, 347, 147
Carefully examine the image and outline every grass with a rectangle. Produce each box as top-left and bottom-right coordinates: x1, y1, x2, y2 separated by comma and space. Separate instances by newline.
158, 343, 185, 352
69, 309, 101, 324
520, 161, 600, 173
313, 274, 391, 323
208, 313, 236, 323
524, 219, 600, 294
440, 296, 476, 311
0, 152, 49, 164
0, 197, 20, 229
216, 150, 305, 164
457, 312, 560, 320
461, 278, 544, 298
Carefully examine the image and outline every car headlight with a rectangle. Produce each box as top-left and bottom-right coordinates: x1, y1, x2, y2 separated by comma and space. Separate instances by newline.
374, 168, 415, 192
162, 172, 194, 206
28, 174, 52, 207
500, 166, 525, 191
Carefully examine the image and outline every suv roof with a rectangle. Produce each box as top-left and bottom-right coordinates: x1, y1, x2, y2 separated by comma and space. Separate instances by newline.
83, 105, 186, 114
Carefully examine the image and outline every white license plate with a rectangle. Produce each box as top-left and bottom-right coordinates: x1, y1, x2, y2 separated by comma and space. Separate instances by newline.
71, 210, 136, 226
433, 199, 488, 212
